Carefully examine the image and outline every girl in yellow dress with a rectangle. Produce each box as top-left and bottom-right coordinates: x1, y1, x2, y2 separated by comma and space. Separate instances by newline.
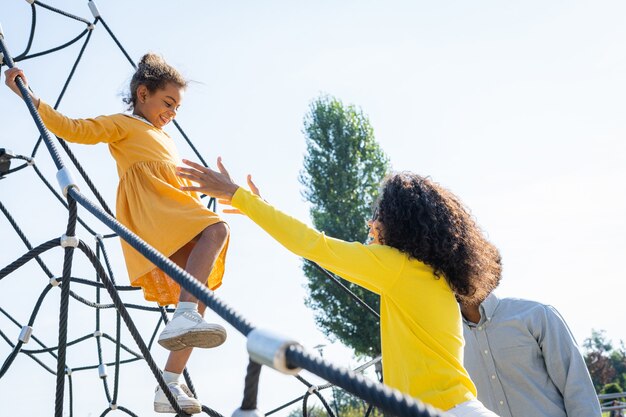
5, 54, 228, 414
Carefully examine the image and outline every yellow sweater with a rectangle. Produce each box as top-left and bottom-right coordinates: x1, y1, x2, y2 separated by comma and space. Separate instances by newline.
38, 101, 228, 305
231, 188, 476, 410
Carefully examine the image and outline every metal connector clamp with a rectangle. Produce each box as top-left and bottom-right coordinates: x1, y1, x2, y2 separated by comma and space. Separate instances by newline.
56, 167, 79, 197
246, 328, 301, 375
232, 408, 265, 417
19, 326, 33, 343
60, 234, 79, 248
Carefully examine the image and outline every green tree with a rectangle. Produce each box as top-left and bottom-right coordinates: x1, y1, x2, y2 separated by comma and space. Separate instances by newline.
299, 95, 389, 357
584, 329, 626, 393
286, 387, 384, 417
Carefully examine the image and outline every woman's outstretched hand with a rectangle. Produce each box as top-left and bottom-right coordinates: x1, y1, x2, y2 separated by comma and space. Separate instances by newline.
177, 157, 261, 213
220, 173, 261, 214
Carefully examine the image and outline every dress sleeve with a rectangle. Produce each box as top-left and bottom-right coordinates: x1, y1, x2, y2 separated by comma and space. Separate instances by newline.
38, 100, 126, 144
230, 187, 403, 294
537, 305, 602, 417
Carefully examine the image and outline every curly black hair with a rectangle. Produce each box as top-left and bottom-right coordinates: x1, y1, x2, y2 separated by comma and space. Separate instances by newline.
124, 53, 187, 109
374, 172, 501, 305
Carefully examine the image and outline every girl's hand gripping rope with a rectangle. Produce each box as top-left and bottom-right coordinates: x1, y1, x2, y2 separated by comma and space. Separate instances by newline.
4, 67, 40, 107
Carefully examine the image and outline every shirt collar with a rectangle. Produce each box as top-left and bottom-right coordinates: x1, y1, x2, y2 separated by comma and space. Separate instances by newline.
129, 113, 156, 128
479, 292, 500, 322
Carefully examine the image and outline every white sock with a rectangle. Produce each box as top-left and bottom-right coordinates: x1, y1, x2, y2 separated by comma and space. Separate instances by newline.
163, 370, 181, 385
174, 302, 198, 317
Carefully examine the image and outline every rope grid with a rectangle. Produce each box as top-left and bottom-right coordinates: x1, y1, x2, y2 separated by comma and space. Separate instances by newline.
0, 2, 444, 417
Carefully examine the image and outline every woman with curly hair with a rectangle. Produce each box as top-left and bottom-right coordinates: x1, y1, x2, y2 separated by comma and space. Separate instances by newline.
177, 157, 502, 417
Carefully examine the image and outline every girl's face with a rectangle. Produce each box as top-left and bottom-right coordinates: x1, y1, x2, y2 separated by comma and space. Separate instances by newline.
134, 82, 184, 128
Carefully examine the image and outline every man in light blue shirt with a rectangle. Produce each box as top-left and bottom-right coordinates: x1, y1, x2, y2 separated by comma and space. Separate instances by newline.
461, 292, 602, 417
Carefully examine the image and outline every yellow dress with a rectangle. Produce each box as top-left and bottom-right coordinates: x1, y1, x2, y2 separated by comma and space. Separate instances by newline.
38, 101, 228, 305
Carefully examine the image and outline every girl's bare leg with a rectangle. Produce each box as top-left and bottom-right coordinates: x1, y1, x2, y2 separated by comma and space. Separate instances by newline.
162, 222, 229, 373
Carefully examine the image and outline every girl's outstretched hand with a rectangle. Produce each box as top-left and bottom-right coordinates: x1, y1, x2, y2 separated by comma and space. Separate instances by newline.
177, 157, 240, 201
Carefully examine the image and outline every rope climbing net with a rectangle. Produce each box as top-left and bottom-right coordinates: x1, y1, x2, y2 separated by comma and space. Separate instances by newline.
0, 2, 444, 417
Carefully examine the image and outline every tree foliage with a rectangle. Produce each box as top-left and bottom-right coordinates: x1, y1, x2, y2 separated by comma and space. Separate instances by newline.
286, 387, 384, 417
583, 329, 626, 393
299, 95, 389, 357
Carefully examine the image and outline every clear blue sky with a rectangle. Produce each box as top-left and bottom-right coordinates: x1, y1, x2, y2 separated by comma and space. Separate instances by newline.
1, 1, 625, 416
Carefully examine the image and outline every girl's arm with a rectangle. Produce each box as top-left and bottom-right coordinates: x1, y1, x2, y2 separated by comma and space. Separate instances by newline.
37, 102, 126, 145
5, 67, 125, 145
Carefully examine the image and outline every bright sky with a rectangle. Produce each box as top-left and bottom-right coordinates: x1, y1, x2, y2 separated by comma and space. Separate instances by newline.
1, 1, 625, 416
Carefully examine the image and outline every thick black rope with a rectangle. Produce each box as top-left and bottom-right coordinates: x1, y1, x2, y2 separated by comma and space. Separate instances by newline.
0, 40, 65, 169
1, 4, 449, 416
54, 197, 78, 417
241, 359, 263, 410
34, 0, 92, 25
75, 240, 192, 417
285, 345, 444, 417
30, 163, 105, 235
311, 262, 379, 319
0, 199, 54, 278
13, 2, 37, 61
17, 27, 91, 62
70, 187, 256, 336
48, 25, 116, 217
297, 375, 337, 417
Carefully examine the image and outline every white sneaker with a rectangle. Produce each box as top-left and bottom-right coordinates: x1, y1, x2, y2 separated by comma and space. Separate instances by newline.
158, 310, 227, 351
154, 382, 202, 414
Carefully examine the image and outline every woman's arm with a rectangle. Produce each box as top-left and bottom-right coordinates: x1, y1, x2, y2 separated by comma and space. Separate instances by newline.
177, 158, 402, 294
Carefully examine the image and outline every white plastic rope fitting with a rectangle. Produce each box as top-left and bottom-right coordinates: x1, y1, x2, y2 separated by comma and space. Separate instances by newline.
19, 326, 33, 343
65, 367, 72, 376
109, 403, 117, 410
307, 385, 319, 394
60, 234, 79, 248
88, 1, 101, 18
246, 328, 301, 375
232, 408, 265, 417
98, 364, 108, 378
49, 277, 60, 287
56, 167, 79, 197
25, 0, 36, 4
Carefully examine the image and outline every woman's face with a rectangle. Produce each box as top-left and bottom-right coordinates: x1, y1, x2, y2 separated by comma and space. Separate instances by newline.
367, 210, 384, 245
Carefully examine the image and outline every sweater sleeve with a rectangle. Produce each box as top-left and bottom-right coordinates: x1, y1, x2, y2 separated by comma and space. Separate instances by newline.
231, 187, 402, 294
38, 100, 126, 144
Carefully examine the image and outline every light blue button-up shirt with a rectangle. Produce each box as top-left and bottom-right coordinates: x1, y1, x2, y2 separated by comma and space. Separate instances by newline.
462, 293, 601, 417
